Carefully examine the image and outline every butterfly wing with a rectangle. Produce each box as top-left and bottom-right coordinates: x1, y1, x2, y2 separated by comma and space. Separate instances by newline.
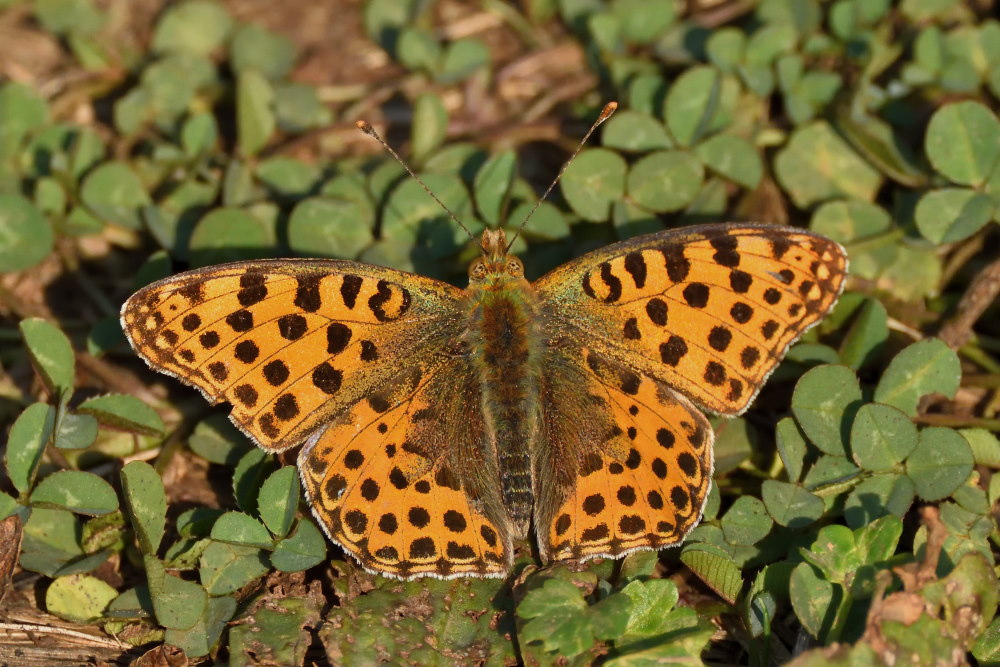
123, 259, 513, 579
298, 356, 512, 579
535, 224, 848, 416
535, 345, 713, 561
121, 259, 466, 452
532, 224, 846, 561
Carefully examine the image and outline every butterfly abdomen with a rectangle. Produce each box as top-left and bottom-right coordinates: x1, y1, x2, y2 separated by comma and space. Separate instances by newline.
467, 279, 543, 536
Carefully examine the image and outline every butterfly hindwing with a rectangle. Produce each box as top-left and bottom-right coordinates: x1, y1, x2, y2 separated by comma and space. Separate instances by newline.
535, 224, 848, 415
298, 355, 512, 579
121, 260, 465, 452
535, 344, 713, 561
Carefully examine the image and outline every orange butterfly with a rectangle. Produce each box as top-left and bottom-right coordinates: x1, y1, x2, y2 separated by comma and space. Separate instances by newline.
122, 220, 846, 579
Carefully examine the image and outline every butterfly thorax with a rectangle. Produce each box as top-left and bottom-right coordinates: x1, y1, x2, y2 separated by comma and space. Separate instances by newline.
465, 230, 543, 536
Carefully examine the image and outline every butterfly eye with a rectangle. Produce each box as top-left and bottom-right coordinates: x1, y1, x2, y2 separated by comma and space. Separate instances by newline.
506, 258, 524, 276
469, 261, 487, 280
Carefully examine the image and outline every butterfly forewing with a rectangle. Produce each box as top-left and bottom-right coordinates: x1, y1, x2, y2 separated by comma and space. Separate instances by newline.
535, 224, 848, 416
121, 260, 465, 452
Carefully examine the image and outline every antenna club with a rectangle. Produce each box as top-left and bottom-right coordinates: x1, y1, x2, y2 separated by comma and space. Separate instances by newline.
505, 101, 620, 252
356, 120, 374, 134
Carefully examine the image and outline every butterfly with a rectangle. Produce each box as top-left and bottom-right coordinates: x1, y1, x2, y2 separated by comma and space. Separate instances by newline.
121, 220, 847, 579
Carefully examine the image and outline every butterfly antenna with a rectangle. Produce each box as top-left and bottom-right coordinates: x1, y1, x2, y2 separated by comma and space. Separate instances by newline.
506, 101, 618, 252
356, 120, 475, 242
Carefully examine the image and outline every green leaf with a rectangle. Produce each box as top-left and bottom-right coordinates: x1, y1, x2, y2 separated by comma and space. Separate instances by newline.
834, 111, 927, 188
436, 38, 489, 84
775, 121, 883, 208
791, 365, 862, 456
665, 66, 722, 147
561, 148, 628, 222
761, 480, 824, 528
706, 28, 745, 72
679, 543, 743, 604
0, 195, 54, 272
694, 134, 763, 190
844, 473, 915, 529
802, 454, 859, 489
229, 23, 296, 80
187, 414, 250, 466
5, 403, 55, 494
33, 0, 102, 36
258, 466, 299, 538
508, 201, 570, 241
720, 496, 773, 545
616, 578, 679, 640
288, 197, 375, 260
713, 416, 754, 475
626, 150, 704, 213
611, 0, 675, 44
237, 69, 275, 157
145, 554, 208, 630
879, 245, 942, 302
256, 157, 320, 197
789, 562, 838, 641
850, 403, 918, 471
612, 199, 662, 237
121, 461, 167, 554
22, 509, 108, 578
151, 0, 233, 55
0, 493, 16, 520
854, 514, 904, 566
381, 173, 473, 259
518, 578, 592, 658
626, 74, 668, 117
776, 417, 808, 482
104, 585, 154, 619
473, 150, 516, 225
810, 199, 894, 281
20, 507, 105, 576
925, 100, 1000, 187
54, 413, 98, 450
270, 519, 327, 572
188, 206, 277, 267
140, 54, 215, 120
210, 511, 273, 548
199, 541, 269, 595
45, 574, 117, 623
396, 26, 441, 71
973, 616, 1000, 664
232, 448, 274, 515
838, 298, 888, 370
601, 110, 672, 152
80, 161, 151, 229
962, 428, 1000, 467
588, 594, 632, 640
915, 188, 995, 244
873, 338, 961, 416
30, 471, 118, 516
164, 594, 237, 658
273, 82, 332, 132
20, 318, 75, 397
77, 394, 165, 436
906, 427, 974, 501
180, 111, 219, 156
230, 594, 324, 665
411, 92, 449, 164
0, 82, 50, 158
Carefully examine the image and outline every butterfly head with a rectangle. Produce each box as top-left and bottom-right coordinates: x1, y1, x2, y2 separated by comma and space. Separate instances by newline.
469, 229, 524, 285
